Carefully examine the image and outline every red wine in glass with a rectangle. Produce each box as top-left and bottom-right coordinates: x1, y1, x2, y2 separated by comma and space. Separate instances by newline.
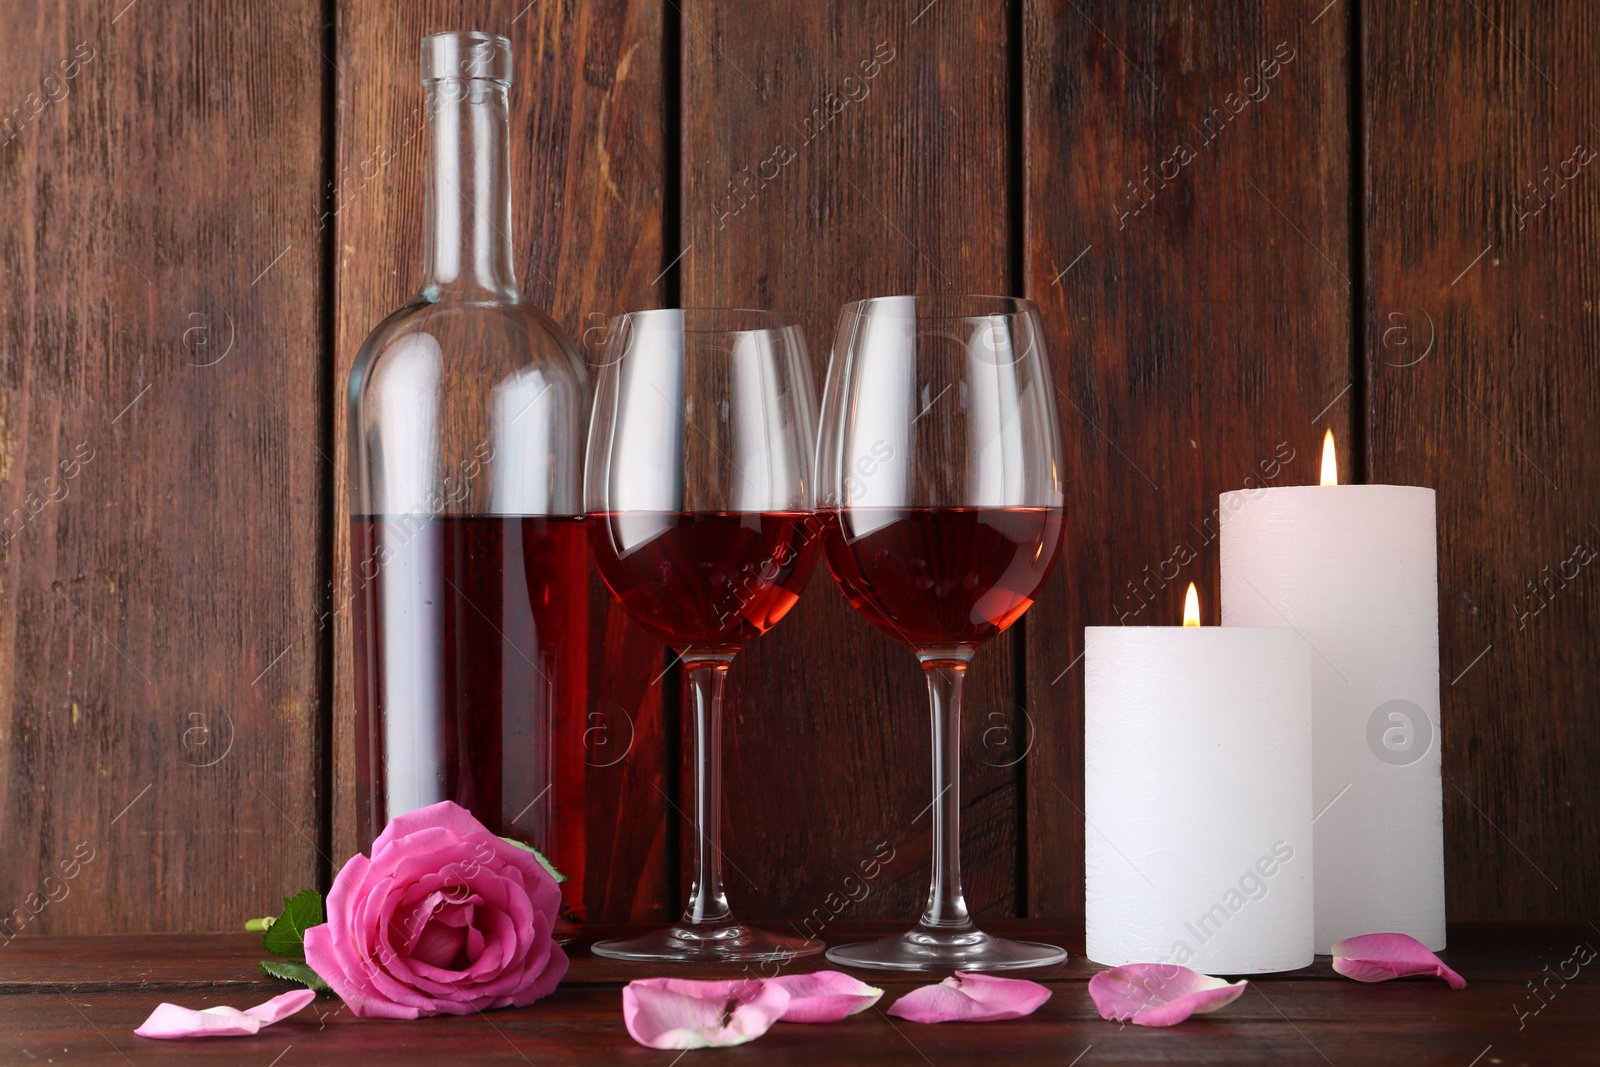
821, 506, 1063, 648
585, 307, 823, 963
351, 514, 589, 933
818, 294, 1067, 972
589, 511, 819, 650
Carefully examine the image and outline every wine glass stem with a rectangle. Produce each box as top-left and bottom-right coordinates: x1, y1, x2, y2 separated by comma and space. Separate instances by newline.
919, 651, 975, 932
683, 655, 734, 928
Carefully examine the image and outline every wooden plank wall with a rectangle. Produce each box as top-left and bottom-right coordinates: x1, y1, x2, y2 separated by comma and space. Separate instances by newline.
2, 0, 1593, 933
1363, 0, 1599, 919
0, 0, 327, 931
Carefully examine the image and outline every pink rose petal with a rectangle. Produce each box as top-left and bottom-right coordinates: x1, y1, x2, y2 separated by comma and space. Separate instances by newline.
769, 970, 883, 1022
135, 1005, 262, 1039
886, 972, 1051, 1024
243, 989, 317, 1024
1331, 933, 1466, 989
134, 989, 316, 1039
1088, 964, 1247, 1027
622, 977, 791, 1049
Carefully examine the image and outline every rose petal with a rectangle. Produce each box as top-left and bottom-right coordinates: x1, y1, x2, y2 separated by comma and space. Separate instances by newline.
503, 912, 568, 1009
410, 911, 471, 969
1088, 964, 1247, 1027
243, 989, 318, 1025
1331, 933, 1466, 990
135, 989, 316, 1039
373, 800, 495, 855
134, 1005, 261, 1040
307, 921, 420, 1020
769, 970, 884, 1023
622, 977, 791, 1049
886, 972, 1051, 1024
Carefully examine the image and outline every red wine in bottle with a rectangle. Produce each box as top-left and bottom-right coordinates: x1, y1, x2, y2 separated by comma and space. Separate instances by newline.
350, 515, 589, 924
588, 511, 820, 650
821, 506, 1064, 649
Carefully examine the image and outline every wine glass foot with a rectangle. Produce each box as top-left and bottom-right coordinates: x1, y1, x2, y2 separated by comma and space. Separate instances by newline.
591, 923, 824, 963
825, 927, 1067, 972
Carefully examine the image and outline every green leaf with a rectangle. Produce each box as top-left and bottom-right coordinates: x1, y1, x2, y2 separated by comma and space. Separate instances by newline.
261, 889, 325, 960
259, 958, 330, 992
498, 837, 568, 883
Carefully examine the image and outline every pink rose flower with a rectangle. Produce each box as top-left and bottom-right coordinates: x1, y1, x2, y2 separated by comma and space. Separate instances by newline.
304, 800, 567, 1019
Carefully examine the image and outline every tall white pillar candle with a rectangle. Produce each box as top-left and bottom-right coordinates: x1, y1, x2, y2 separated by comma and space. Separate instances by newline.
1219, 448, 1443, 952
1085, 613, 1314, 974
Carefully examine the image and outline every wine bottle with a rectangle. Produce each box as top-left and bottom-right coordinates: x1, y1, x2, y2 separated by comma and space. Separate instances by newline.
346, 31, 588, 937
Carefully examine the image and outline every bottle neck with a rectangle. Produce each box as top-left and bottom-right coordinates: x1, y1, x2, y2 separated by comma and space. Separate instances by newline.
421, 80, 518, 302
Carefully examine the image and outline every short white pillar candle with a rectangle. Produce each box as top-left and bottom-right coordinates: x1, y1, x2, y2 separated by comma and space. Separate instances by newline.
1085, 586, 1314, 974
1219, 432, 1444, 951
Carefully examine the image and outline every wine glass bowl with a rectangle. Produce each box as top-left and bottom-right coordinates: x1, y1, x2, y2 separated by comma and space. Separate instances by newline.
822, 506, 1063, 652
588, 511, 817, 653
585, 308, 824, 963
818, 295, 1067, 971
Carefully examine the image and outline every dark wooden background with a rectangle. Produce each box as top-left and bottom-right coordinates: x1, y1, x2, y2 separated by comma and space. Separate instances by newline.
2, 0, 1593, 935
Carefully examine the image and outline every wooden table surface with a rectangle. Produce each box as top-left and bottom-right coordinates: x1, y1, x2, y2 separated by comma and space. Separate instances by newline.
2, 922, 1593, 1065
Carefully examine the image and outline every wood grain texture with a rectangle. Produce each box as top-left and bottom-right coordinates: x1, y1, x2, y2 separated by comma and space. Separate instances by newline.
329, 1, 672, 921
1022, 0, 1354, 919
677, 0, 1022, 922
1361, 0, 1600, 918
0, 0, 326, 932
4, 925, 1595, 1064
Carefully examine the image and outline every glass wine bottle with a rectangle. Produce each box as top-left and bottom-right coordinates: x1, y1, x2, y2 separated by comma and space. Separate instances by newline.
347, 31, 588, 938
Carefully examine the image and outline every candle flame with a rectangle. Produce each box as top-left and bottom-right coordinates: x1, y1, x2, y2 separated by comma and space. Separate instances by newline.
1183, 583, 1201, 627
1320, 429, 1338, 486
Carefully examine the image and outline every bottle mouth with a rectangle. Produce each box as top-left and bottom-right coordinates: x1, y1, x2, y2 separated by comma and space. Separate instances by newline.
422, 31, 512, 86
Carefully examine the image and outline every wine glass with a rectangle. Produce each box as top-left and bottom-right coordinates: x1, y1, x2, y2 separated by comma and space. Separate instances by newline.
585, 308, 825, 962
817, 295, 1067, 971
